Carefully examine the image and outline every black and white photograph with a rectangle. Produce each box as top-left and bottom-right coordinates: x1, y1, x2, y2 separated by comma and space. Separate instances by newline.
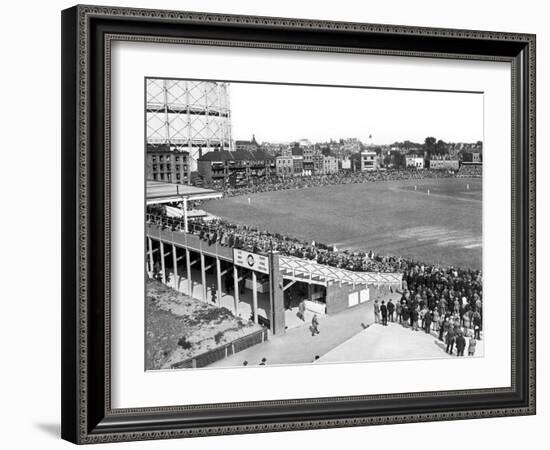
145, 78, 484, 370
0, 0, 543, 447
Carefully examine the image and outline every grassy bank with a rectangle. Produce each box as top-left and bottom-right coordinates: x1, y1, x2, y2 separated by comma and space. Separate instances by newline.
146, 280, 261, 370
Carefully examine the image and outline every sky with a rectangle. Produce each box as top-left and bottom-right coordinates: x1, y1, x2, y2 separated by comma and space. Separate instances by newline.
229, 82, 483, 145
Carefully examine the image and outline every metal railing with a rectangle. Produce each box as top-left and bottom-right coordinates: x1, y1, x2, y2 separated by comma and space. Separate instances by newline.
146, 213, 218, 236
146, 213, 404, 286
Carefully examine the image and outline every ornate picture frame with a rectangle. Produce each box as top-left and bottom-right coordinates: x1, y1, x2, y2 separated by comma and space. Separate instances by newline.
61, 5, 536, 444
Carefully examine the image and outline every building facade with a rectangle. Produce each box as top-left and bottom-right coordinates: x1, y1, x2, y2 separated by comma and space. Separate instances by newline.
339, 158, 352, 171
146, 148, 190, 184
360, 151, 380, 171
275, 155, 293, 176
292, 155, 304, 176
262, 142, 288, 156
312, 154, 324, 174
235, 134, 260, 152
280, 146, 293, 157
342, 138, 362, 156
463, 152, 482, 163
197, 150, 276, 184
322, 155, 339, 174
302, 146, 318, 175
405, 156, 425, 169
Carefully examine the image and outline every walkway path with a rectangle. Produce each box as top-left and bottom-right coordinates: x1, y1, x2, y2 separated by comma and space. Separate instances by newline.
208, 292, 400, 368
318, 321, 485, 363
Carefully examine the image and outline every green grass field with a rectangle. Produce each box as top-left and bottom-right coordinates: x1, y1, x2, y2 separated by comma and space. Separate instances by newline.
203, 177, 482, 270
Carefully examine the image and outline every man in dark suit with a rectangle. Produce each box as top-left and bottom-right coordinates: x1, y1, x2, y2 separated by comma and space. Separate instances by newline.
387, 299, 395, 322
380, 301, 388, 326
424, 309, 432, 333
445, 327, 456, 354
472, 310, 482, 340
455, 332, 466, 357
439, 316, 449, 341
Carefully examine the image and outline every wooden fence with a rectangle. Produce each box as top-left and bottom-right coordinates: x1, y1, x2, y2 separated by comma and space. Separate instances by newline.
171, 328, 268, 369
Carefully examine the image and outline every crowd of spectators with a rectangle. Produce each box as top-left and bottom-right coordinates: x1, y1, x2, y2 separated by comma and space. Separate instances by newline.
457, 164, 483, 178
149, 166, 484, 335
398, 263, 483, 341
202, 168, 459, 198
378, 282, 483, 352
147, 212, 483, 332
374, 259, 483, 347
147, 213, 407, 273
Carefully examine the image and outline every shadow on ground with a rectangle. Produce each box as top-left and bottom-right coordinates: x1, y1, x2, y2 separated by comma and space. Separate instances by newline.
35, 422, 60, 438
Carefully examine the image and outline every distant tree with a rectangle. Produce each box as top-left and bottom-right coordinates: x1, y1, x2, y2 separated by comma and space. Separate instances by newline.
394, 152, 406, 169
424, 137, 437, 157
476, 140, 483, 153
424, 136, 436, 148
435, 139, 448, 155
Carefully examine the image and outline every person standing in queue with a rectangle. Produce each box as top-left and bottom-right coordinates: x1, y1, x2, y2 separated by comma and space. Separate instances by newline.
411, 306, 419, 331
311, 314, 320, 336
396, 300, 402, 323
472, 310, 482, 340
455, 332, 466, 357
374, 299, 381, 324
424, 309, 432, 333
380, 300, 388, 326
432, 308, 440, 333
439, 316, 449, 341
445, 326, 456, 354
468, 337, 477, 356
298, 299, 306, 322
387, 299, 395, 322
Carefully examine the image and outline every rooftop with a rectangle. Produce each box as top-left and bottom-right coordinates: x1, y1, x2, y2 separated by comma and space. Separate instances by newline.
235, 134, 259, 147
147, 144, 189, 155
198, 149, 275, 162
146, 181, 222, 205
279, 254, 403, 287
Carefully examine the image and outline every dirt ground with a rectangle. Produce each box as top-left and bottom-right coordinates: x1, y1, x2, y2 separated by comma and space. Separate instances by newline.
146, 280, 261, 370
